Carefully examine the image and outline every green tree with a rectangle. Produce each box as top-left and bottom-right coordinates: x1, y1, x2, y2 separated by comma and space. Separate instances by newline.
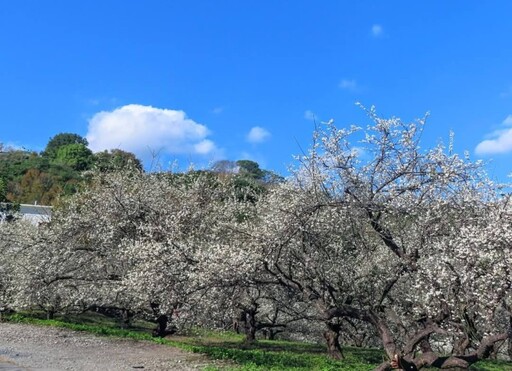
236, 160, 265, 180
55, 144, 94, 171
43, 133, 89, 160
93, 149, 143, 172
210, 159, 284, 202
0, 143, 85, 205
0, 177, 6, 202
17, 168, 64, 205
0, 176, 19, 221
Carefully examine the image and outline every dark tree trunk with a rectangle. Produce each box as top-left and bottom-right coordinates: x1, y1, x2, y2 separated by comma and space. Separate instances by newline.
150, 302, 170, 338
509, 315, 512, 361
323, 323, 344, 359
121, 309, 133, 329
233, 310, 245, 334
47, 309, 55, 320
267, 329, 278, 340
261, 328, 279, 340
153, 314, 168, 337
244, 309, 257, 343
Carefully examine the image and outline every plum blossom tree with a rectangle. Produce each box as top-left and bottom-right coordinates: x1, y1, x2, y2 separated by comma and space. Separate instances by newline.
243, 108, 512, 368
119, 171, 244, 336
0, 221, 27, 318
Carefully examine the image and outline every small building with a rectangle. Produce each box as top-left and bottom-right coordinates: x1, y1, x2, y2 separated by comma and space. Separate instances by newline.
19, 204, 52, 225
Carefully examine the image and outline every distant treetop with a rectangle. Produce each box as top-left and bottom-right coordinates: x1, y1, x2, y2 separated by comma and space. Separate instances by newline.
42, 133, 89, 159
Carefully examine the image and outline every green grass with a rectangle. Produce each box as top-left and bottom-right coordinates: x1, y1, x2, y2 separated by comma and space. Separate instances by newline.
3, 312, 512, 370
470, 360, 512, 371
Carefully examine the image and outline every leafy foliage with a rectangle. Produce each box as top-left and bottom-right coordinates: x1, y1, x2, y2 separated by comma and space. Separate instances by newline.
0, 135, 142, 205
0, 177, 6, 202
93, 149, 143, 172
42, 133, 89, 159
55, 143, 94, 171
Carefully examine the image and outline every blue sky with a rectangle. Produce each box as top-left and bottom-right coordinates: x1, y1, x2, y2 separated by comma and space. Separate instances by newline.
1, 1, 512, 180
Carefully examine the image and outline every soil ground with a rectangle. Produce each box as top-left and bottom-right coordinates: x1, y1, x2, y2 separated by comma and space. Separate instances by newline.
0, 322, 219, 370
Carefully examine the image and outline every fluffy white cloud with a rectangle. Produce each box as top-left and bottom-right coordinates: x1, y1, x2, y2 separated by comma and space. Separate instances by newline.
194, 140, 216, 154
475, 115, 512, 155
246, 126, 271, 144
86, 104, 217, 159
371, 24, 383, 37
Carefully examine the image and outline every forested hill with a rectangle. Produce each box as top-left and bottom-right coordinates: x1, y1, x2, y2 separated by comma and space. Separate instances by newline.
0, 133, 282, 207
0, 133, 142, 206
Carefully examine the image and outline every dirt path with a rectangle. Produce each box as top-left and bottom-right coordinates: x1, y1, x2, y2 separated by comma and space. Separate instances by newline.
0, 323, 219, 370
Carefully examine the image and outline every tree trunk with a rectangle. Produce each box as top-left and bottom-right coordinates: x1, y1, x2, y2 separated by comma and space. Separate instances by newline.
508, 337, 512, 361
152, 314, 168, 337
453, 334, 470, 355
244, 309, 257, 343
150, 302, 170, 338
47, 309, 55, 320
121, 309, 133, 329
233, 310, 245, 334
323, 323, 344, 359
268, 329, 277, 340
509, 315, 512, 361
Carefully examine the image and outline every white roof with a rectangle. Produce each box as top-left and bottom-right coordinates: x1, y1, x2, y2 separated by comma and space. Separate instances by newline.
19, 204, 52, 224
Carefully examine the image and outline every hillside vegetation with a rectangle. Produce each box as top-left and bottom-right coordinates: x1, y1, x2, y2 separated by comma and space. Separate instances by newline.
0, 133, 142, 205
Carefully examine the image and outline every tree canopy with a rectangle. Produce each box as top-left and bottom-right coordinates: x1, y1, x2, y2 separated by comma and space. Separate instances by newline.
55, 143, 94, 171
0, 134, 143, 205
42, 133, 89, 159
94, 149, 143, 172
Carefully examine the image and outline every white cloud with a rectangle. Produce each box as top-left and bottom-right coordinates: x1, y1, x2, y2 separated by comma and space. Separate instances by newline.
194, 140, 216, 154
371, 24, 383, 37
86, 104, 218, 160
212, 106, 224, 114
475, 115, 512, 155
246, 126, 271, 144
304, 110, 317, 121
339, 79, 359, 92
503, 115, 512, 126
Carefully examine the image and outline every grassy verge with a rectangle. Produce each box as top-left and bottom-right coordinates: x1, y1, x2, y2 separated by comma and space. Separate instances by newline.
3, 313, 512, 370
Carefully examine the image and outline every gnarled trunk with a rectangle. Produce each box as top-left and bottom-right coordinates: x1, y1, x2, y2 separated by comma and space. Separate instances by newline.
323, 322, 343, 359
243, 309, 257, 343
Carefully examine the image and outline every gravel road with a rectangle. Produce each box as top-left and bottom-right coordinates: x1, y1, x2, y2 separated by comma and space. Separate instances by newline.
0, 323, 218, 370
